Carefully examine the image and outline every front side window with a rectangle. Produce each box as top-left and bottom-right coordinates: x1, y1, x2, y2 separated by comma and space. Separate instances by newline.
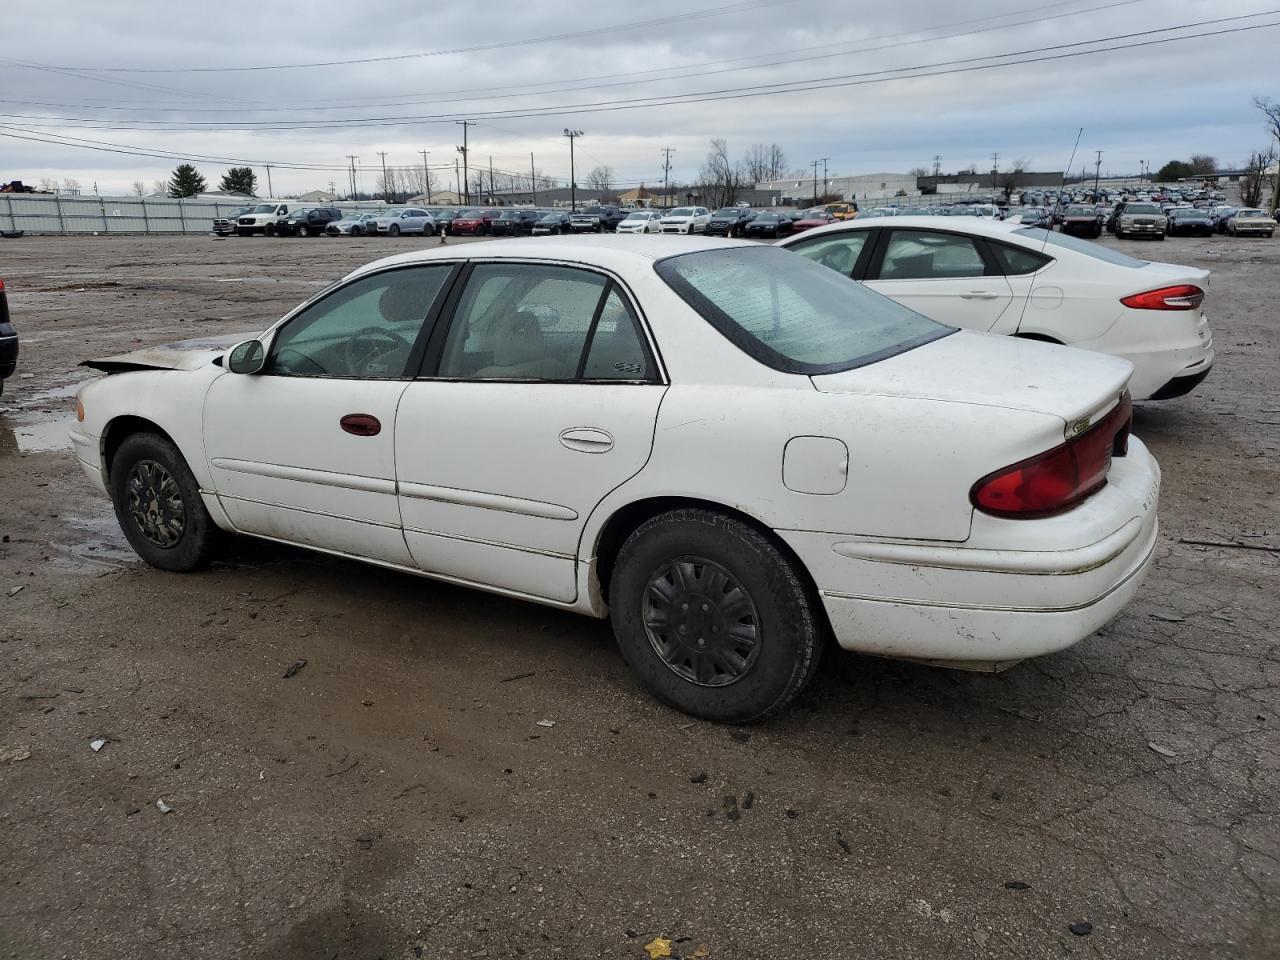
437, 264, 653, 381
879, 230, 987, 280
656, 245, 950, 375
789, 231, 871, 276
268, 265, 451, 378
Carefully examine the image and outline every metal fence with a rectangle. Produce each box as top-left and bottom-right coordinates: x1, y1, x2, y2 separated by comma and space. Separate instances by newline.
0, 194, 395, 236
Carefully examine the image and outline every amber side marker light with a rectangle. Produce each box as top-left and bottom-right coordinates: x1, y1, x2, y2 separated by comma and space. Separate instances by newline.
75, 397, 85, 422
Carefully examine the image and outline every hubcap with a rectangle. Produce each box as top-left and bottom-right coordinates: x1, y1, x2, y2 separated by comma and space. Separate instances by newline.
642, 557, 760, 687
125, 460, 186, 548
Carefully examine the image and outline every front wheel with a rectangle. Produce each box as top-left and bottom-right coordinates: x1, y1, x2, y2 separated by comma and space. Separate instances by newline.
109, 432, 219, 572
264, 224, 276, 237
609, 509, 822, 723
389, 224, 401, 237
1156, 232, 1165, 241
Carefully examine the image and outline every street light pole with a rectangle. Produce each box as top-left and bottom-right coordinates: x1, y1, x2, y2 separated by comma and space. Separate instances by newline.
564, 129, 583, 212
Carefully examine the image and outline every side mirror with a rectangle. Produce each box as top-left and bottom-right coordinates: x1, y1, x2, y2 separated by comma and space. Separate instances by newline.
227, 339, 266, 375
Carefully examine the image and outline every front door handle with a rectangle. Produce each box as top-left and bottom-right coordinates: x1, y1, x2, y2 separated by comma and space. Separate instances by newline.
340, 413, 381, 437
960, 291, 1001, 300
560, 427, 614, 454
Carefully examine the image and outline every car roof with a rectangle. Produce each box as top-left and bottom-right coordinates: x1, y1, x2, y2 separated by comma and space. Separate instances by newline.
783, 215, 1027, 241
349, 235, 758, 279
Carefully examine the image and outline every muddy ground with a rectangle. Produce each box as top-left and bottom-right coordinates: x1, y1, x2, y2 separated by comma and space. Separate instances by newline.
0, 232, 1277, 960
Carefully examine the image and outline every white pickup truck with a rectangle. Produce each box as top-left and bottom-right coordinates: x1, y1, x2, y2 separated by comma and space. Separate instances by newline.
235, 202, 294, 237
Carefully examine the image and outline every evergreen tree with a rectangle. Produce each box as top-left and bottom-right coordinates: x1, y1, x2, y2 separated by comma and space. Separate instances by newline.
218, 166, 258, 195
169, 163, 206, 198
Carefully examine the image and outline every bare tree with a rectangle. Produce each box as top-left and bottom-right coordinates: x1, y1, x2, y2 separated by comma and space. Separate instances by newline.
38, 177, 57, 192
152, 178, 169, 196
1240, 146, 1276, 207
697, 139, 742, 208
130, 180, 146, 196
742, 143, 787, 184
997, 158, 1028, 200
1254, 96, 1280, 209
62, 177, 81, 193
1187, 154, 1218, 175
586, 165, 615, 195
907, 166, 931, 177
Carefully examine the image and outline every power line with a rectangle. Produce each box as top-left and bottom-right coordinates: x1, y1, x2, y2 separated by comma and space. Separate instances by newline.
7, 13, 1272, 132
0, 0, 1146, 115
26, 0, 798, 73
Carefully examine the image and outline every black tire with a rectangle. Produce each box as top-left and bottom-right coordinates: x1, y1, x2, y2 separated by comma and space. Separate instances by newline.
236, 229, 249, 237
425, 225, 436, 237
609, 509, 822, 723
1156, 232, 1165, 241
109, 432, 219, 572
389, 224, 401, 237
264, 224, 276, 237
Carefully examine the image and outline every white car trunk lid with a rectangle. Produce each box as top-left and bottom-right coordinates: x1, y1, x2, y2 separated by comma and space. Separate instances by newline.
811, 330, 1132, 427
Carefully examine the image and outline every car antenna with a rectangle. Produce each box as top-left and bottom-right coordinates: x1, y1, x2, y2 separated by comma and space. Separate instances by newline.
1044, 127, 1084, 254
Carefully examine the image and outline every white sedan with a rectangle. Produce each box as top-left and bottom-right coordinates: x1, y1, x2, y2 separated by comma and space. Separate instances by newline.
779, 216, 1214, 400
659, 207, 711, 234
73, 237, 1158, 722
616, 210, 664, 234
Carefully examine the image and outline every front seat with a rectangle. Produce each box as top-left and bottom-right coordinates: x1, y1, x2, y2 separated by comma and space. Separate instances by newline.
473, 308, 564, 379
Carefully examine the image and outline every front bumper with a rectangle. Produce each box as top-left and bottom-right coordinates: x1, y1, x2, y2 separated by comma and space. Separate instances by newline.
659, 223, 692, 234
779, 437, 1161, 667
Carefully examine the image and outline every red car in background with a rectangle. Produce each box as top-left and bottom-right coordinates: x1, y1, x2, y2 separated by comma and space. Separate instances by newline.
449, 208, 500, 236
790, 208, 839, 234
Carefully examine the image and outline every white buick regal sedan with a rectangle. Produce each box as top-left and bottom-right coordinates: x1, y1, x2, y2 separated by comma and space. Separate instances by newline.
72, 237, 1159, 722
779, 217, 1215, 400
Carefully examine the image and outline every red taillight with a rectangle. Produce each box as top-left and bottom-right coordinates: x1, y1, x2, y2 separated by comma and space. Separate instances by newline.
1120, 284, 1204, 310
971, 393, 1132, 519
0, 277, 6, 291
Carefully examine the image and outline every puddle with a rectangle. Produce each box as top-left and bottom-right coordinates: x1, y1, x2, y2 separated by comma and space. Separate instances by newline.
8, 411, 76, 453
52, 510, 137, 570
24, 382, 89, 403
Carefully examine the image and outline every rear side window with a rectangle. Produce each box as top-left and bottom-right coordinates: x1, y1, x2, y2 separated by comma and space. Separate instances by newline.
879, 230, 986, 280
788, 231, 871, 276
990, 243, 1052, 275
1013, 227, 1149, 267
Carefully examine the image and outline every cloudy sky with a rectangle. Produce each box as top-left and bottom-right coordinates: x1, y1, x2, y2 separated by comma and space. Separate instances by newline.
2, 0, 1277, 196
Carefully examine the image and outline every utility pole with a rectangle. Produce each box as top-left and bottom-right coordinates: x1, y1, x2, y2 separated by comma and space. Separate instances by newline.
489, 155, 495, 204
933, 155, 942, 177
563, 128, 583, 212
1094, 149, 1103, 193
991, 152, 999, 190
377, 152, 390, 202
264, 164, 273, 198
418, 150, 432, 203
454, 158, 461, 202
455, 120, 474, 204
811, 159, 820, 205
530, 152, 537, 205
661, 146, 675, 208
821, 157, 829, 199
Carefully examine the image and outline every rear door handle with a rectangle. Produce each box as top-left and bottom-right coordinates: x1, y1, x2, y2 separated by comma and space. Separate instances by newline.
340, 414, 381, 437
560, 427, 614, 454
960, 291, 1001, 300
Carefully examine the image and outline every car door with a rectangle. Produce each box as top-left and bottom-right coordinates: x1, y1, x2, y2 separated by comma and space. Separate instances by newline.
202, 262, 458, 564
863, 228, 1014, 332
395, 261, 667, 603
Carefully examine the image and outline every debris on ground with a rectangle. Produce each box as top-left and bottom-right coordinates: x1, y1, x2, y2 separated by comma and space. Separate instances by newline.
836, 835, 851, 854
536, 719, 557, 728
643, 937, 673, 959
742, 791, 754, 809
785, 807, 799, 819
722, 796, 739, 821
729, 731, 751, 743
1069, 922, 1093, 936
281, 658, 307, 679
499, 671, 536, 683
1148, 742, 1177, 758
155, 799, 172, 814
1004, 881, 1031, 890
7, 585, 25, 597
1149, 612, 1187, 623
89, 738, 107, 752
0, 746, 31, 763
690, 770, 707, 784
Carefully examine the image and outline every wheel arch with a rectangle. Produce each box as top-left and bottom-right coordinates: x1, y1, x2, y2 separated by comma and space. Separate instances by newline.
1012, 331, 1064, 345
587, 495, 828, 630
101, 414, 182, 482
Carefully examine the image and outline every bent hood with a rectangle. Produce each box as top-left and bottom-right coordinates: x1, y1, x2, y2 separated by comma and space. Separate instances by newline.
811, 330, 1133, 427
81, 333, 252, 373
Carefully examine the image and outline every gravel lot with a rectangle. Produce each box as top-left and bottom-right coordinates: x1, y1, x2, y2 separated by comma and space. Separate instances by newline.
1, 232, 1276, 960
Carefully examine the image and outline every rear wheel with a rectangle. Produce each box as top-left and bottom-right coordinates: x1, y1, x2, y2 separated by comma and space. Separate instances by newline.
109, 432, 219, 572
609, 509, 822, 723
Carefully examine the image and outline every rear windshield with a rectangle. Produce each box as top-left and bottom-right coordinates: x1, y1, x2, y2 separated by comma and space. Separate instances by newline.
1012, 228, 1149, 267
655, 246, 952, 375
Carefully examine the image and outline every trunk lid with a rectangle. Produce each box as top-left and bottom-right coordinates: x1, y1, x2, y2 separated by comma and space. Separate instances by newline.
811, 330, 1132, 428
81, 333, 250, 373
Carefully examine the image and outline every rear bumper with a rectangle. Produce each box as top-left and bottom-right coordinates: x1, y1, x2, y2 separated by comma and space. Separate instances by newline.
0, 330, 17, 377
780, 438, 1161, 666
1100, 313, 1214, 400
1148, 363, 1212, 400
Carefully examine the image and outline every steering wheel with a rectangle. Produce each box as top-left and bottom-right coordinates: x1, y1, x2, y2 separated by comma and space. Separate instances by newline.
343, 326, 412, 376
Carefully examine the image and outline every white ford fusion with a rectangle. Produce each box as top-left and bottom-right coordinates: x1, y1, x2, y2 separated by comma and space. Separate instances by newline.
72, 237, 1159, 722
779, 216, 1215, 400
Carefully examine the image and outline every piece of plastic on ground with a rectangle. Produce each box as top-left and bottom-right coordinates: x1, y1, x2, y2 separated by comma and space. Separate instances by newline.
643, 937, 672, 959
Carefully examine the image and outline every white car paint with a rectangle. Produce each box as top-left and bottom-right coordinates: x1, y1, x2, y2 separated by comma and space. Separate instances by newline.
659, 207, 711, 234
72, 237, 1159, 715
779, 216, 1215, 400
370, 207, 437, 236
616, 211, 663, 234
235, 202, 293, 235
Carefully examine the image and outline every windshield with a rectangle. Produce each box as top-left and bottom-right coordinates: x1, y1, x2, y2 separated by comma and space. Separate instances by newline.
251, 204, 277, 213
1064, 206, 1092, 216
655, 246, 952, 375
538, 213, 562, 221
1013, 227, 1149, 267
1237, 209, 1264, 216
1125, 204, 1162, 214
668, 207, 695, 216
714, 208, 741, 216
623, 212, 653, 220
